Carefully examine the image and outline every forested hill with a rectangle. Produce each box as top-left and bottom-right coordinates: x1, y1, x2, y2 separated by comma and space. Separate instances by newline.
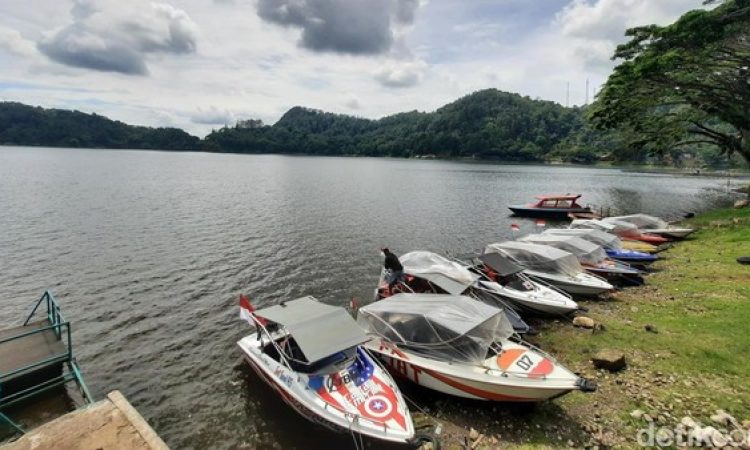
0, 102, 200, 151
0, 89, 592, 161
206, 89, 587, 161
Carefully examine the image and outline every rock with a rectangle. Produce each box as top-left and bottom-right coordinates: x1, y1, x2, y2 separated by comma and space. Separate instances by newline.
469, 428, 479, 440
573, 316, 596, 329
742, 420, 750, 430
644, 324, 658, 333
630, 306, 639, 313
591, 350, 627, 372
734, 199, 749, 209
630, 409, 645, 420
711, 410, 739, 428
420, 442, 434, 450
567, 440, 575, 447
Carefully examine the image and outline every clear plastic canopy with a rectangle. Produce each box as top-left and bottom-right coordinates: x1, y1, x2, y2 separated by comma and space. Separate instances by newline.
400, 251, 479, 295
608, 214, 669, 230
520, 234, 608, 266
543, 228, 622, 250
574, 218, 640, 236
357, 293, 513, 364
485, 241, 583, 277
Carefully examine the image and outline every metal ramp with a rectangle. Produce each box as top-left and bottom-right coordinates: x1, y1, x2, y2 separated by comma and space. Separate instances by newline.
0, 291, 93, 436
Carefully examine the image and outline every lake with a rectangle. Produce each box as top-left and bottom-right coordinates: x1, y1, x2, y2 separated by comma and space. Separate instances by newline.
0, 146, 736, 448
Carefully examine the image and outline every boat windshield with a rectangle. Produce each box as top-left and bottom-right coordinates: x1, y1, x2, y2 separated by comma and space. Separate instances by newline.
486, 242, 583, 277
358, 294, 513, 364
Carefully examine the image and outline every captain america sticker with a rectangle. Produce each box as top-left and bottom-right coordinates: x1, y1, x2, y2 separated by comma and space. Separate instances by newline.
364, 395, 393, 419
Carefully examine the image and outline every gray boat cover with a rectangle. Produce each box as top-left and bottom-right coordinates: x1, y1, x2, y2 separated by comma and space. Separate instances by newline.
519, 234, 607, 266
357, 293, 513, 364
570, 219, 639, 236
543, 228, 622, 249
256, 296, 368, 363
400, 251, 480, 295
608, 214, 669, 230
486, 242, 583, 277
477, 252, 524, 276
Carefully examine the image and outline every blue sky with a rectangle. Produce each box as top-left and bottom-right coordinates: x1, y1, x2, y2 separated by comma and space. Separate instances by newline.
0, 0, 705, 136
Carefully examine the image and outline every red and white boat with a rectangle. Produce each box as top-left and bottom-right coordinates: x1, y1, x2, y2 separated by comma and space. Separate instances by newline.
571, 219, 671, 245
357, 294, 596, 402
237, 295, 414, 444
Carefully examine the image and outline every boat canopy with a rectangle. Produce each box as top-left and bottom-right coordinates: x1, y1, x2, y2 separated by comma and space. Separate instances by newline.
608, 214, 669, 230
573, 218, 639, 235
256, 296, 369, 363
357, 294, 513, 364
520, 234, 607, 266
543, 228, 622, 250
477, 252, 524, 277
534, 194, 582, 201
400, 251, 479, 295
485, 242, 583, 277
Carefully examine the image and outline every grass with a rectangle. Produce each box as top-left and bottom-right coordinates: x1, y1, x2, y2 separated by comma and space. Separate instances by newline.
527, 206, 750, 447
411, 207, 750, 449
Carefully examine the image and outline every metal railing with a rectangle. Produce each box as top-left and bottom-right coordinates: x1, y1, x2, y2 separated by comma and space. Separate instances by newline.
23, 291, 66, 339
0, 290, 94, 436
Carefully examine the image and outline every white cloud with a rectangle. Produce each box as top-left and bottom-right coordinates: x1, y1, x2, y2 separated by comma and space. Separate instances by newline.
374, 59, 428, 88
189, 106, 235, 125
0, 25, 37, 57
37, 0, 198, 75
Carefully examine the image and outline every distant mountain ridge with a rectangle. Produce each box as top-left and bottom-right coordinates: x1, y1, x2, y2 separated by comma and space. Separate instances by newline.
1, 89, 591, 161
0, 102, 200, 151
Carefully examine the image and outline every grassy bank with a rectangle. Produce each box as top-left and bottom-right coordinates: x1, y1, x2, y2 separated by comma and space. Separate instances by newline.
424, 206, 750, 449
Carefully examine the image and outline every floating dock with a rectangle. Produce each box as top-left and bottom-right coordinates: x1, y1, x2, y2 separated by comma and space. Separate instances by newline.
1, 390, 169, 450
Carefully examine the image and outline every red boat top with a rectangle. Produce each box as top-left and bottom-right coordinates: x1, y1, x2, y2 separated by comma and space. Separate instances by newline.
534, 194, 582, 201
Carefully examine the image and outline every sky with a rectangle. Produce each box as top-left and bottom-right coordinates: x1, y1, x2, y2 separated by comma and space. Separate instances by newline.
0, 0, 706, 137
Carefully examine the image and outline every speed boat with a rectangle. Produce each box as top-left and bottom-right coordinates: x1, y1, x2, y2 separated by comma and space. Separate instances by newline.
571, 219, 671, 245
375, 251, 532, 334
508, 194, 592, 219
543, 228, 658, 266
606, 214, 695, 239
237, 295, 414, 444
486, 242, 614, 296
519, 234, 644, 286
472, 251, 579, 316
358, 294, 596, 401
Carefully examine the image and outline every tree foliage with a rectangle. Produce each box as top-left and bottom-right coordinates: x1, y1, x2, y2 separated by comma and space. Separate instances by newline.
206, 89, 586, 161
0, 102, 202, 151
590, 0, 750, 165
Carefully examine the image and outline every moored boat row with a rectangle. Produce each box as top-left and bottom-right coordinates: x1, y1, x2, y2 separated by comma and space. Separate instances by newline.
234, 201, 694, 446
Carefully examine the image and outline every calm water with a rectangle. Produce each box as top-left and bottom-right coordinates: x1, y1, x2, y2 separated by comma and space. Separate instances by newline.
0, 147, 736, 448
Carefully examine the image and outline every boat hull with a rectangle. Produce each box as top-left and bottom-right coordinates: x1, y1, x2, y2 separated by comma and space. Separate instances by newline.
524, 271, 613, 296
366, 339, 586, 402
237, 336, 414, 444
508, 205, 591, 220
476, 280, 578, 316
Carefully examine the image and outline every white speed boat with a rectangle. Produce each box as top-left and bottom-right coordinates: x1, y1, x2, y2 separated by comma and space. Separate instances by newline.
606, 214, 695, 239
486, 242, 614, 296
358, 294, 596, 401
472, 251, 579, 316
375, 251, 532, 334
519, 234, 643, 286
237, 295, 414, 444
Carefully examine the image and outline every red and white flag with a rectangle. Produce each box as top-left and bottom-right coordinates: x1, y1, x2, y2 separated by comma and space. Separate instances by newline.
239, 294, 266, 326
510, 223, 520, 231
535, 219, 546, 228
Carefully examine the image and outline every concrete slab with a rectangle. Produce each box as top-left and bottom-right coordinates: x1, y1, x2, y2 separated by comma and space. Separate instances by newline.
1, 391, 169, 450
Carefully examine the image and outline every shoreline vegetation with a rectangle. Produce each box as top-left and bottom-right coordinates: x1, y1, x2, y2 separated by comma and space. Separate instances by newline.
414, 205, 750, 449
0, 89, 745, 171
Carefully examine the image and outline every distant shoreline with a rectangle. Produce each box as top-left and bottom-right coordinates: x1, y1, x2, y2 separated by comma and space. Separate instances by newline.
2, 144, 748, 177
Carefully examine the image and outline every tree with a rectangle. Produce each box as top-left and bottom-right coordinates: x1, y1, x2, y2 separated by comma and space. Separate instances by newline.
590, 0, 750, 166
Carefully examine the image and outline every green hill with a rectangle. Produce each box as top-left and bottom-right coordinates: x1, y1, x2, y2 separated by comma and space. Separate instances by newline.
1, 90, 594, 161
0, 102, 201, 151
206, 89, 586, 161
